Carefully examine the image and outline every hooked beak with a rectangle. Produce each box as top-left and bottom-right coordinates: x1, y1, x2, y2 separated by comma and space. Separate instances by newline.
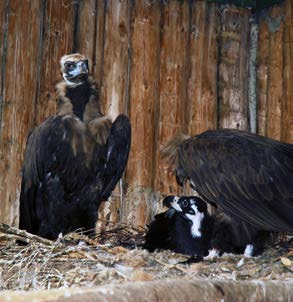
175, 167, 187, 187
68, 61, 88, 78
78, 61, 89, 74
163, 196, 182, 212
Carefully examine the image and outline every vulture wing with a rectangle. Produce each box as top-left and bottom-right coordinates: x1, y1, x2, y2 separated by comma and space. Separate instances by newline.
100, 114, 131, 200
178, 129, 293, 231
20, 115, 106, 239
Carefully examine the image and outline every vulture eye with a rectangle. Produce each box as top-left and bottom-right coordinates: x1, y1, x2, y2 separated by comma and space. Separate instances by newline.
181, 200, 189, 208
64, 61, 74, 69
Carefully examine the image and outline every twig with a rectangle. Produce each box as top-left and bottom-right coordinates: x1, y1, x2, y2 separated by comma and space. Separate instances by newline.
0, 223, 52, 246
0, 234, 29, 244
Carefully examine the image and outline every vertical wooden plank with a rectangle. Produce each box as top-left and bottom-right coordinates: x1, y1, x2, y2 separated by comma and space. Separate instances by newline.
93, 1, 106, 88
257, 14, 270, 136
0, 0, 6, 64
0, 0, 8, 130
75, 0, 96, 63
154, 0, 189, 197
266, 4, 284, 140
0, 0, 43, 226
124, 1, 161, 227
187, 1, 218, 136
0, 0, 7, 87
282, 0, 293, 143
97, 0, 131, 227
218, 6, 251, 130
35, 0, 76, 124
187, 1, 207, 135
100, 0, 130, 119
248, 15, 258, 134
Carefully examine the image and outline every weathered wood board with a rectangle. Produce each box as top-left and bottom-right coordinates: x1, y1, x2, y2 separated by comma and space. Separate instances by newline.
218, 6, 250, 130
0, 0, 292, 228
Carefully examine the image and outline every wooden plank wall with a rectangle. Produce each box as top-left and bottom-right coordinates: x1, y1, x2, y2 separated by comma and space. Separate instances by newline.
0, 1, 45, 227
257, 1, 293, 142
0, 0, 292, 229
0, 0, 76, 227
218, 6, 250, 130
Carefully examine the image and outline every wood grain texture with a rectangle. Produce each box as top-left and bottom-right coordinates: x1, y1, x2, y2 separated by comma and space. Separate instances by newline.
1, 280, 292, 302
75, 0, 96, 63
124, 0, 161, 227
187, 1, 218, 136
257, 1, 293, 143
257, 13, 270, 136
0, 0, 43, 225
97, 0, 131, 227
266, 4, 284, 140
0, 0, 292, 228
35, 0, 76, 125
282, 0, 293, 143
93, 0, 106, 89
154, 0, 189, 197
100, 0, 130, 119
0, 0, 8, 135
218, 6, 250, 130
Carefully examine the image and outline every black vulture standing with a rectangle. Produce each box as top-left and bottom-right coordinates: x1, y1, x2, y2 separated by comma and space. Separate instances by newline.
19, 53, 131, 239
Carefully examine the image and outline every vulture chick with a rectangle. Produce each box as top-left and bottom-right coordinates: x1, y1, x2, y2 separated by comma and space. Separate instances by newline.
19, 53, 131, 239
145, 196, 268, 258
162, 129, 293, 233
144, 196, 213, 256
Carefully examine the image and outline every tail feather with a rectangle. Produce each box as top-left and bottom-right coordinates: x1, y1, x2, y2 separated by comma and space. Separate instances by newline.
161, 134, 190, 170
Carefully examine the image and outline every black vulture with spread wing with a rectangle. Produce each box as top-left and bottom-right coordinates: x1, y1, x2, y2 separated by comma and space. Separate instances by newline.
19, 54, 131, 239
162, 129, 293, 232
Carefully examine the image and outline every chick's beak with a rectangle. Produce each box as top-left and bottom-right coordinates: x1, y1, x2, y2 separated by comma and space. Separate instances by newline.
163, 196, 182, 212
163, 196, 175, 208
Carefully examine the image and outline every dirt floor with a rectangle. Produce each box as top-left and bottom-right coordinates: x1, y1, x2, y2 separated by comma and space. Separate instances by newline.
0, 223, 292, 291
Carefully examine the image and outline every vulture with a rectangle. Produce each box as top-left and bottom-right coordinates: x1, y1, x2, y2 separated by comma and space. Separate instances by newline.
145, 196, 268, 258
19, 53, 131, 240
144, 196, 213, 257
161, 129, 293, 250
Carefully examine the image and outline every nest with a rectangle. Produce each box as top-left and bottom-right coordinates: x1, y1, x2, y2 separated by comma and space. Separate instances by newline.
0, 223, 292, 291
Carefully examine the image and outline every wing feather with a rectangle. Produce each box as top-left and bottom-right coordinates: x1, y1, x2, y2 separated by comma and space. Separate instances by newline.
100, 114, 131, 200
19, 115, 105, 238
179, 129, 293, 231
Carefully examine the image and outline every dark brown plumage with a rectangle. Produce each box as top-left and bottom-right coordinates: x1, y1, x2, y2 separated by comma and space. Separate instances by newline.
162, 129, 293, 232
144, 196, 269, 258
19, 53, 131, 239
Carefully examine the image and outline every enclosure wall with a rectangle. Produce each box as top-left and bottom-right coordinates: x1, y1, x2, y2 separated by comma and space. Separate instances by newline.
0, 0, 292, 228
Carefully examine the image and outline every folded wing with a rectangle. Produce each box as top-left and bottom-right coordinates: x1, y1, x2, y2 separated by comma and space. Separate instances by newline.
19, 114, 131, 239
176, 129, 293, 231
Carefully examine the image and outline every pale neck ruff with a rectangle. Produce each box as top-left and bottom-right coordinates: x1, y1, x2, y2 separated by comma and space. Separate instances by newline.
63, 74, 85, 87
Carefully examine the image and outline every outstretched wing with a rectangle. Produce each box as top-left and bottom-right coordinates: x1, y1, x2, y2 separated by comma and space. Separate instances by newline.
19, 115, 103, 238
100, 114, 131, 200
179, 129, 293, 231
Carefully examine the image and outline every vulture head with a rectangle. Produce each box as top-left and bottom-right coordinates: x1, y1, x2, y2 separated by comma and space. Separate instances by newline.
163, 195, 208, 238
60, 53, 89, 87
